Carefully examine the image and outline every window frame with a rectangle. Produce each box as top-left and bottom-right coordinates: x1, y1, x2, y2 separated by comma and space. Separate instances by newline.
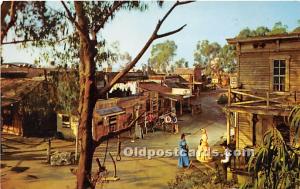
61, 114, 71, 128
273, 60, 286, 91
269, 55, 290, 92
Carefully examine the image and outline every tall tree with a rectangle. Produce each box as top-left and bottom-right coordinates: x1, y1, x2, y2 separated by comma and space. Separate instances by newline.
237, 27, 254, 38
268, 21, 288, 35
218, 44, 236, 73
193, 40, 221, 75
148, 40, 177, 73
237, 22, 289, 38
2, 1, 193, 188
292, 20, 300, 33
174, 58, 189, 68
238, 26, 270, 38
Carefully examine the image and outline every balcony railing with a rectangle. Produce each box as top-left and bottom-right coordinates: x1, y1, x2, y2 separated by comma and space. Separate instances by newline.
228, 88, 299, 109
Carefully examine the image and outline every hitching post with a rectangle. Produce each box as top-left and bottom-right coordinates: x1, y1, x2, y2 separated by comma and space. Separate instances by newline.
47, 139, 51, 163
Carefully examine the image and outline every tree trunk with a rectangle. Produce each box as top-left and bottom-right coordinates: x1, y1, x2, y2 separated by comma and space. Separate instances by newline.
74, 2, 98, 189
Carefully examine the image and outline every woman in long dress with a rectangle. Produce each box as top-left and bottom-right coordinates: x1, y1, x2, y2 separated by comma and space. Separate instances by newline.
178, 134, 191, 168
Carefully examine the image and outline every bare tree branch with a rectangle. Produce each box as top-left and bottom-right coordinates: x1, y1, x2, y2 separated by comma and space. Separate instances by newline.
99, 1, 193, 96
157, 24, 187, 39
94, 1, 127, 33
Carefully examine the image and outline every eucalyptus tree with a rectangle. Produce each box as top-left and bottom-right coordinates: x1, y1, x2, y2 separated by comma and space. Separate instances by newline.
193, 40, 221, 67
292, 20, 300, 33
1, 1, 193, 188
148, 40, 178, 73
175, 58, 189, 68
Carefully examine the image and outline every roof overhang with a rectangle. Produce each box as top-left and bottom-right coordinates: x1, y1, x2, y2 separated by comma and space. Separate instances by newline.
226, 105, 291, 116
226, 33, 300, 44
95, 106, 125, 117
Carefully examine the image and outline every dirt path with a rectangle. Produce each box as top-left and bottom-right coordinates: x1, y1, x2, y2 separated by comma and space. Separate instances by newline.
1, 90, 226, 189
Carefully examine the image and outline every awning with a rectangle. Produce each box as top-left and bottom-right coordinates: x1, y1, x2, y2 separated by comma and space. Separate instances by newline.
95, 106, 125, 117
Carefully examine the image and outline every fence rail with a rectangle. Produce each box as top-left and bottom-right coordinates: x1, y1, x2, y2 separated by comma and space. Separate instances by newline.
228, 88, 299, 109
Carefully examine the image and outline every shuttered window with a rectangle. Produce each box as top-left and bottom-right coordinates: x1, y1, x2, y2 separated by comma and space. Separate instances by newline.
273, 60, 286, 91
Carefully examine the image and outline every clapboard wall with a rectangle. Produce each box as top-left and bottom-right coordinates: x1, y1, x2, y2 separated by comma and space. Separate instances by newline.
237, 38, 300, 94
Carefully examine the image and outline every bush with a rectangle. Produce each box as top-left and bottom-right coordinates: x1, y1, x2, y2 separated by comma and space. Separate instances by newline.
217, 94, 228, 105
168, 166, 237, 189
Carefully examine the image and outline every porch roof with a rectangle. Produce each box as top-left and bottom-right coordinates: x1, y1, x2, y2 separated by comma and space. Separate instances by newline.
226, 105, 292, 116
95, 106, 125, 117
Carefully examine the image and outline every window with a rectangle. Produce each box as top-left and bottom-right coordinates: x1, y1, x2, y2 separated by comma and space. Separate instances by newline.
273, 60, 286, 91
62, 115, 70, 128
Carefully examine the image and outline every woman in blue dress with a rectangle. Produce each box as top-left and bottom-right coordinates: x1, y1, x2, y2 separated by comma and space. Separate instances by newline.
178, 133, 191, 168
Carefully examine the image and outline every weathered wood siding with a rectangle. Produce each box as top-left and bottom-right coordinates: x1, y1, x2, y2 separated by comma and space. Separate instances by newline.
237, 113, 253, 149
238, 39, 300, 98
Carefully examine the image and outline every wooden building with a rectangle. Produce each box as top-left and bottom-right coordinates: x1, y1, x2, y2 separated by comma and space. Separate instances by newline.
96, 71, 148, 98
57, 93, 158, 140
225, 33, 300, 155
139, 81, 193, 116
173, 67, 203, 94
92, 96, 147, 141
1, 76, 56, 136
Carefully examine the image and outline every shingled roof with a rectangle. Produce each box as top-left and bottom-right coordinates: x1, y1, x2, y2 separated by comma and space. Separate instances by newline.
1, 77, 44, 107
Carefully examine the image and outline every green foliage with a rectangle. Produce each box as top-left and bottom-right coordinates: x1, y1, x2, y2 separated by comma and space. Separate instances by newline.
3, 2, 66, 44
237, 22, 289, 38
168, 168, 235, 189
217, 94, 228, 105
288, 105, 300, 146
193, 40, 236, 75
292, 20, 300, 33
247, 128, 300, 189
3, 1, 149, 67
148, 40, 177, 73
268, 22, 288, 35
194, 40, 221, 67
237, 26, 270, 38
218, 44, 236, 73
50, 68, 79, 114
174, 58, 189, 69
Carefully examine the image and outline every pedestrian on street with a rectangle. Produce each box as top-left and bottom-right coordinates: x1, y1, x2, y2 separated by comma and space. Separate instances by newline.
178, 134, 192, 168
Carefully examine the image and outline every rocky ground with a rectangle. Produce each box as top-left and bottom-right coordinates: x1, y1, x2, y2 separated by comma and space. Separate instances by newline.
1, 90, 227, 189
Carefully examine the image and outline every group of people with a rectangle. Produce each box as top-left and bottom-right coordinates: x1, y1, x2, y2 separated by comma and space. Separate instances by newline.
146, 112, 179, 134
178, 130, 231, 172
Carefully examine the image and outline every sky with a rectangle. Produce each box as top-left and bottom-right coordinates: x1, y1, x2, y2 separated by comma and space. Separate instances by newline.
2, 1, 300, 70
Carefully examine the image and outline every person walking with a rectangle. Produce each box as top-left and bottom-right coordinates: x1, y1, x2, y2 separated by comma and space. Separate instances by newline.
178, 134, 192, 168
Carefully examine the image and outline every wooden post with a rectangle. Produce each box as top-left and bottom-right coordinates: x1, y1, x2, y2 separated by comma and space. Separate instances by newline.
228, 86, 231, 106
295, 91, 297, 103
266, 91, 270, 108
75, 125, 79, 162
180, 100, 183, 116
47, 139, 51, 163
144, 112, 147, 135
226, 112, 230, 145
191, 105, 194, 116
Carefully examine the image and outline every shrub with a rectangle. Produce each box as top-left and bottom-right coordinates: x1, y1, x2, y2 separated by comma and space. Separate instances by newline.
217, 94, 228, 105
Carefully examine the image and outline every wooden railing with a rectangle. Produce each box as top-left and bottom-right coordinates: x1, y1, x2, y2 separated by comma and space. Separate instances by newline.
228, 88, 299, 109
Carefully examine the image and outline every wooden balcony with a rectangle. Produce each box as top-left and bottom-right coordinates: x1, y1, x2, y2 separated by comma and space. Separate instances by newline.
227, 88, 300, 116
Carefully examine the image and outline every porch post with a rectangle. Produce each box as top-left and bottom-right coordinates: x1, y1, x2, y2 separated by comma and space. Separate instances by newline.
226, 112, 231, 145
228, 86, 231, 106
180, 100, 183, 116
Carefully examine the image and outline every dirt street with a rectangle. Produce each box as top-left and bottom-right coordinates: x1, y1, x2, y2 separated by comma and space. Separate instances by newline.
1, 90, 226, 189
